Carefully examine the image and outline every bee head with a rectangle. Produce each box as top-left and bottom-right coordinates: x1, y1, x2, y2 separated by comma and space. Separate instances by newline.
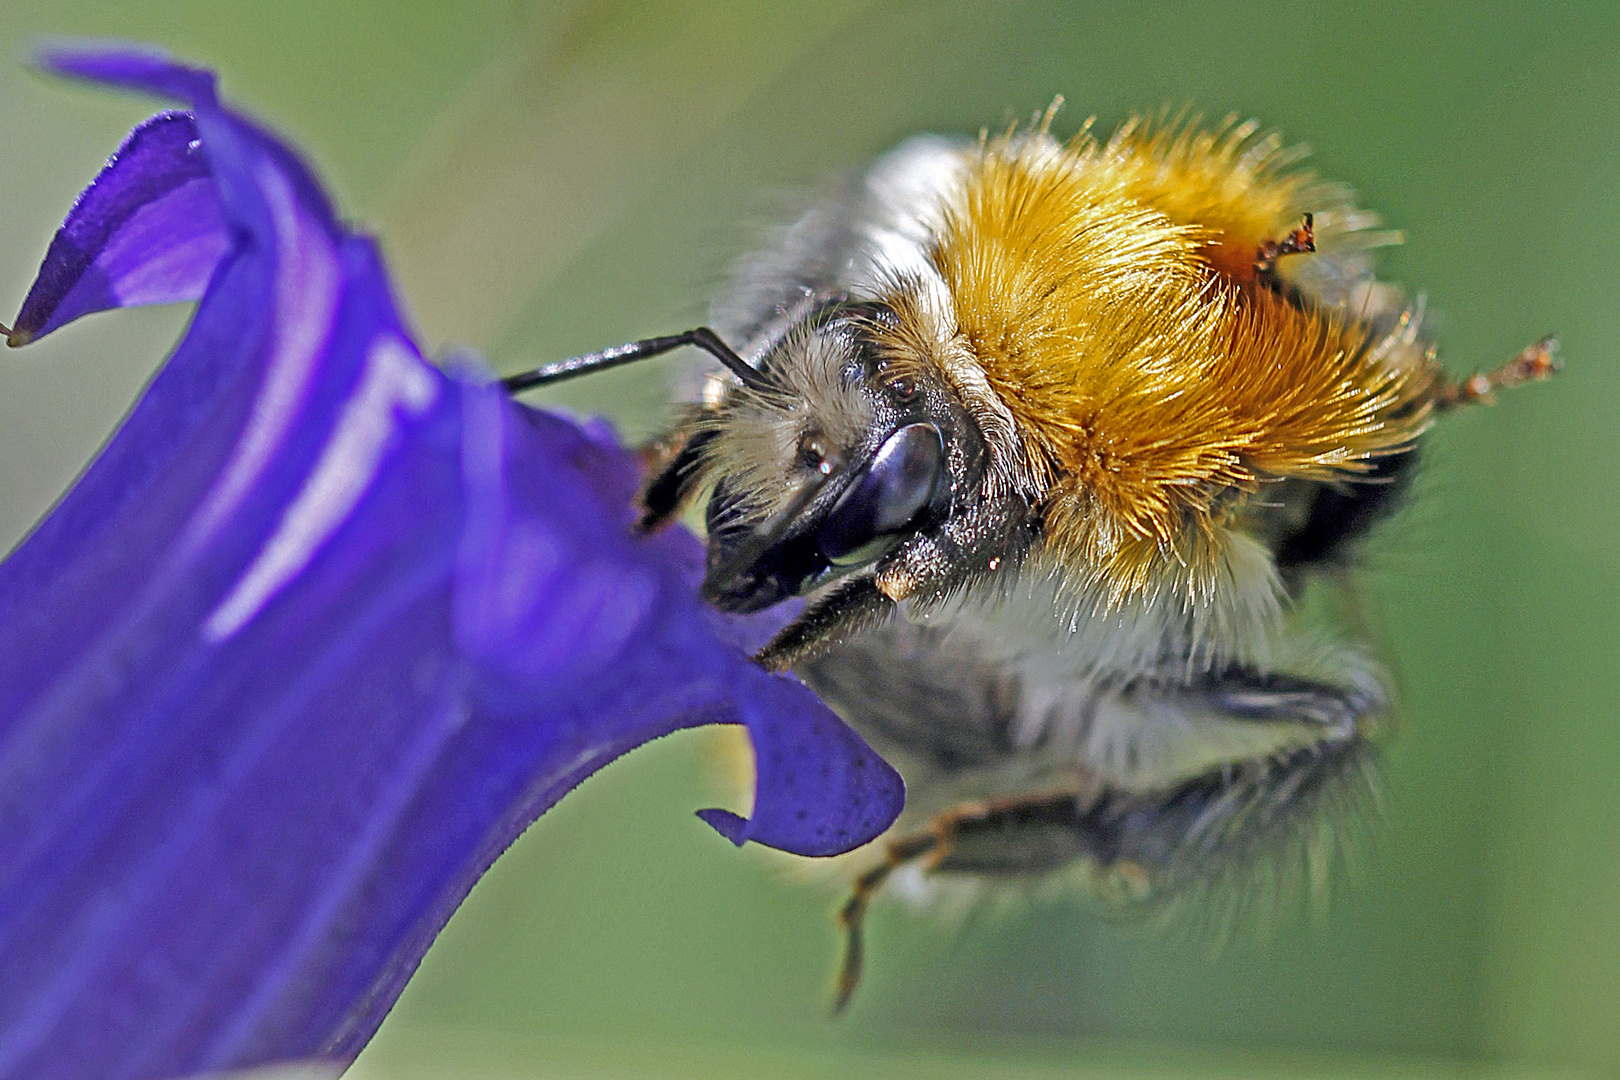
697, 300, 988, 613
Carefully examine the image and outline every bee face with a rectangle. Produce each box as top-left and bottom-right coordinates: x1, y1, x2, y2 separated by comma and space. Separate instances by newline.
695, 301, 1002, 615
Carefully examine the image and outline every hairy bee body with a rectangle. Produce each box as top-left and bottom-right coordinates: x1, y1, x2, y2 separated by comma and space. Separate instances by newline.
606, 110, 1553, 1003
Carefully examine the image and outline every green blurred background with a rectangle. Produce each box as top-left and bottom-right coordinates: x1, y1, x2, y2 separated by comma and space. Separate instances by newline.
0, 3, 1614, 1078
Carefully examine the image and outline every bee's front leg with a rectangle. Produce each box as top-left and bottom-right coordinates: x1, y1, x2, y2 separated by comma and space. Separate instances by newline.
754, 494, 1036, 670
832, 790, 1084, 1013
754, 575, 894, 672
635, 417, 714, 533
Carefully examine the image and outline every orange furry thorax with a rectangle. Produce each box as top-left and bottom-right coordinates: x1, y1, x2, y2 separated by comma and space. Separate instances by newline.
895, 117, 1439, 603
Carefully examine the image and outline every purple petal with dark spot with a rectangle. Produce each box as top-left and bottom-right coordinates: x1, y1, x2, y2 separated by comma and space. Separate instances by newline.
0, 46, 901, 1080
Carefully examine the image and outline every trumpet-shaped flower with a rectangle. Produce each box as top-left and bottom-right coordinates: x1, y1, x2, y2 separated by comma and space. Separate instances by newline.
0, 48, 902, 1080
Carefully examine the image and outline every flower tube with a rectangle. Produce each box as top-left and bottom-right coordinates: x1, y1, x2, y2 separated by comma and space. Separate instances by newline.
0, 48, 902, 1080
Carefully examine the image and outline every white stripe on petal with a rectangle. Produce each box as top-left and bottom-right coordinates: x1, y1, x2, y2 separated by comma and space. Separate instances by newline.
189, 163, 340, 544
204, 334, 438, 641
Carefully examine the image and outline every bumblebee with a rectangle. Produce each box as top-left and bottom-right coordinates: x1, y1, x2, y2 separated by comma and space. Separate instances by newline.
503, 107, 1558, 1009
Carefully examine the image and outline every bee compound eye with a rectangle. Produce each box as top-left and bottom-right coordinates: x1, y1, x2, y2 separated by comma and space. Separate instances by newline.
816, 423, 944, 566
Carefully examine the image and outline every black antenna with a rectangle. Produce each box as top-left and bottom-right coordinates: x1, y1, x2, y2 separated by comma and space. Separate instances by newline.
500, 327, 777, 395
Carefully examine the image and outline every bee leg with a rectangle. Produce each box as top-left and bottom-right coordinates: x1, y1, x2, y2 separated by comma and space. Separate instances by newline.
754, 575, 894, 671
832, 791, 1081, 1012
833, 828, 941, 1013
1432, 335, 1561, 411
757, 497, 1034, 670
874, 495, 1039, 608
1066, 669, 1389, 910
636, 424, 715, 533
1253, 213, 1316, 278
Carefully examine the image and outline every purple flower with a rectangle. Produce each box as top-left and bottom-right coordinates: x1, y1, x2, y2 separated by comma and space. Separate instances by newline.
0, 47, 902, 1080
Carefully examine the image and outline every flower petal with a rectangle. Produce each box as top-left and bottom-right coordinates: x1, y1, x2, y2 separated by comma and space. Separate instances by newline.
0, 46, 902, 1080
7, 108, 226, 345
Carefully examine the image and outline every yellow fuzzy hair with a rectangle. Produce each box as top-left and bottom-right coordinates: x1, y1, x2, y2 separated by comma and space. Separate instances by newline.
927, 116, 1439, 608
